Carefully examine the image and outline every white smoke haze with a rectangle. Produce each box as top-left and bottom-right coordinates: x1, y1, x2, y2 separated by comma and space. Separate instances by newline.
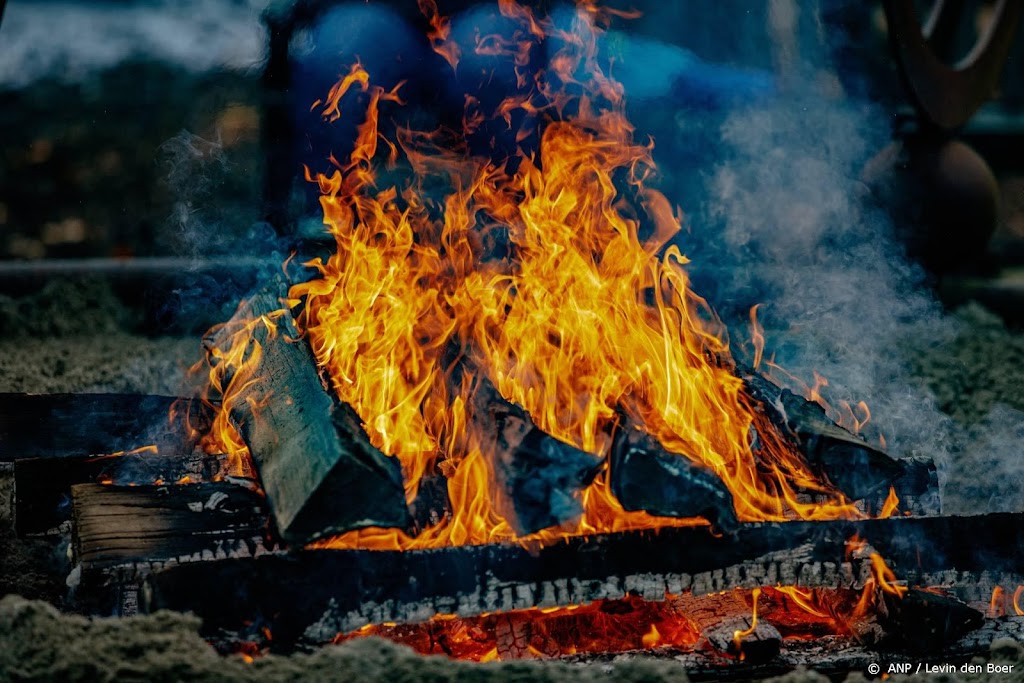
665, 14, 1021, 511
0, 0, 268, 88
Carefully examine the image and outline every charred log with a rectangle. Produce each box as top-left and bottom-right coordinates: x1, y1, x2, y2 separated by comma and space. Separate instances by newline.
0, 393, 211, 461
470, 379, 602, 536
70, 482, 274, 614
610, 420, 739, 534
143, 512, 1024, 648
14, 450, 222, 535
673, 591, 781, 662
741, 370, 932, 503
879, 588, 985, 652
205, 282, 410, 545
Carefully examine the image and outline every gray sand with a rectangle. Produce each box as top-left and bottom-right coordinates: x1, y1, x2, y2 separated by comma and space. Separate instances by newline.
4, 595, 1024, 683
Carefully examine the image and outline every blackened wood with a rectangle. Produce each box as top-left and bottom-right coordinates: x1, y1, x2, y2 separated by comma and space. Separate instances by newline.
610, 420, 738, 533
14, 451, 222, 535
71, 482, 271, 569
144, 512, 1024, 648
0, 394, 212, 461
471, 379, 602, 536
673, 591, 780, 662
879, 588, 985, 652
408, 464, 451, 534
741, 370, 921, 502
70, 482, 274, 614
205, 283, 410, 545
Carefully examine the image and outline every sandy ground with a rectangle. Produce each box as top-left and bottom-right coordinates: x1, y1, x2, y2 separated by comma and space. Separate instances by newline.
3, 595, 1024, 683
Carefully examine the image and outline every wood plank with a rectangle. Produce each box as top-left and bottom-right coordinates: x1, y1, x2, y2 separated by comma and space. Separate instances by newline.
144, 512, 1024, 648
14, 451, 223, 535
70, 482, 275, 614
204, 281, 410, 545
0, 393, 212, 461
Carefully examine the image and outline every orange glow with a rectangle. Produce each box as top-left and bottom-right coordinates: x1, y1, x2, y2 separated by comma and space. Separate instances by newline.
642, 624, 661, 649
772, 586, 830, 619
334, 596, 700, 660
870, 553, 907, 598
1013, 586, 1023, 616
991, 586, 1006, 617
879, 487, 899, 519
732, 587, 762, 657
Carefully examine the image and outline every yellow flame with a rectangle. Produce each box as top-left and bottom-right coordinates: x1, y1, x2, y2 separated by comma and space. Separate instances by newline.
732, 587, 762, 657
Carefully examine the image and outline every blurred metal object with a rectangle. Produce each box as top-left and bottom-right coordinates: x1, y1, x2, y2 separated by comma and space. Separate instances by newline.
883, 0, 1022, 130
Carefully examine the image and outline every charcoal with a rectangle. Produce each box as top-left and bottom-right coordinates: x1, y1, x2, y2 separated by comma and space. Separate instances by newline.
471, 379, 602, 536
610, 420, 739, 534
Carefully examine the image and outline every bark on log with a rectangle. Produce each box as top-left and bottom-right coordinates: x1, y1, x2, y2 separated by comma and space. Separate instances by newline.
205, 282, 410, 545
14, 450, 222, 535
143, 512, 1024, 648
610, 419, 739, 533
70, 482, 275, 614
0, 394, 211, 461
471, 379, 602, 536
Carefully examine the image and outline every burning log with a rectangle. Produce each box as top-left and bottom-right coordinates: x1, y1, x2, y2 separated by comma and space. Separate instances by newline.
14, 450, 221, 535
740, 370, 935, 504
205, 283, 410, 545
674, 591, 781, 663
70, 482, 274, 615
0, 394, 211, 460
470, 379, 602, 536
143, 513, 1024, 647
610, 419, 739, 533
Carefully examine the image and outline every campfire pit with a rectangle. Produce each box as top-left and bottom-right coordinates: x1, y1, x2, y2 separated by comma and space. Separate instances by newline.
3, 0, 1024, 679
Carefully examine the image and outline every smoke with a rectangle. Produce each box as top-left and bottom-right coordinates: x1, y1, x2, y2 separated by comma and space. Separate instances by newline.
692, 95, 960, 461
608, 2, 1023, 511
0, 0, 267, 88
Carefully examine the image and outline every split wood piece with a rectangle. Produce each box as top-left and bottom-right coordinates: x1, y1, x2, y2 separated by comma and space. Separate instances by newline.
143, 512, 1024, 648
610, 419, 739, 534
822, 586, 984, 652
0, 394, 212, 461
14, 450, 222, 535
471, 379, 602, 536
741, 370, 934, 503
70, 482, 274, 614
673, 591, 781, 663
879, 588, 985, 652
204, 282, 410, 545
408, 464, 451, 534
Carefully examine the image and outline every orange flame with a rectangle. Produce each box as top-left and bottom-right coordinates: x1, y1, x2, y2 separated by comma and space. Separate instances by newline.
991, 586, 1006, 617
1013, 586, 1023, 616
732, 587, 762, 657
203, 1, 869, 551
879, 487, 899, 519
